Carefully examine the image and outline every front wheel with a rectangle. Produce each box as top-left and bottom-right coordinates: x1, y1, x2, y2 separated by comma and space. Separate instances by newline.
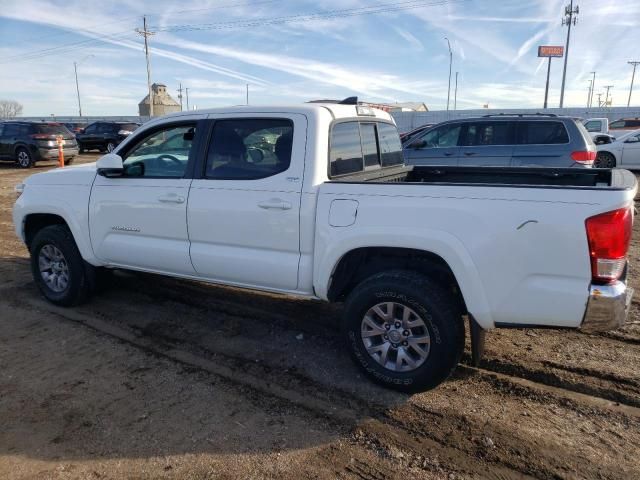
595, 152, 616, 168
30, 225, 94, 306
343, 270, 464, 392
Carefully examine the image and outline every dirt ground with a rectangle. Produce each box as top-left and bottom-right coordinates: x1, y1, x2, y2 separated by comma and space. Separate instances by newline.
1, 155, 640, 480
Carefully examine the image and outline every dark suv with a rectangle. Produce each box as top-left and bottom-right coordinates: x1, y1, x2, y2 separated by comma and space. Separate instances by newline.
76, 122, 139, 153
403, 114, 596, 168
0, 121, 78, 168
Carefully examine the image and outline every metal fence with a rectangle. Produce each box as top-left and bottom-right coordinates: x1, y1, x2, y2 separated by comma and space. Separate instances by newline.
390, 107, 640, 132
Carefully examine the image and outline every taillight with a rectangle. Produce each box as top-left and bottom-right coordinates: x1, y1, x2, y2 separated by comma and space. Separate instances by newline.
585, 207, 632, 283
571, 150, 596, 163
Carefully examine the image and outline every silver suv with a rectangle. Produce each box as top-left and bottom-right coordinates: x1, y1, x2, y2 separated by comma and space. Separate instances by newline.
403, 114, 596, 168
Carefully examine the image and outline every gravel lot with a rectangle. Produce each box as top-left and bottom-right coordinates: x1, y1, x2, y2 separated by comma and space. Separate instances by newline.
1, 155, 640, 479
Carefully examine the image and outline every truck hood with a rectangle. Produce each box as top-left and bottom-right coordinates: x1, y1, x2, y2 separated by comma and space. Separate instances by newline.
24, 162, 97, 186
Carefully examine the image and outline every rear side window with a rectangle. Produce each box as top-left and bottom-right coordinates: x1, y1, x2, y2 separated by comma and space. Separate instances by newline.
583, 120, 602, 132
610, 120, 625, 129
627, 120, 640, 128
329, 121, 403, 177
517, 121, 569, 144
205, 118, 293, 180
462, 122, 511, 146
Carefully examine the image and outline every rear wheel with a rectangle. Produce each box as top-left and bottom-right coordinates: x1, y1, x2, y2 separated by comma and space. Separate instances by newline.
16, 147, 34, 168
343, 270, 464, 392
30, 225, 94, 306
595, 152, 616, 168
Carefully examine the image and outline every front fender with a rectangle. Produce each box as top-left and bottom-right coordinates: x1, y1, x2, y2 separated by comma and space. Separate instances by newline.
314, 226, 495, 329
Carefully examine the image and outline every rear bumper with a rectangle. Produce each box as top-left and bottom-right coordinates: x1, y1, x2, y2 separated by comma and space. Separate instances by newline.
581, 280, 633, 333
37, 147, 78, 160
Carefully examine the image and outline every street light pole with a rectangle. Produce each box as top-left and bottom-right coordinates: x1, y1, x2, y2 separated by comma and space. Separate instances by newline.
445, 37, 452, 112
589, 71, 596, 108
454, 71, 458, 110
628, 61, 639, 107
586, 79, 592, 108
73, 55, 93, 117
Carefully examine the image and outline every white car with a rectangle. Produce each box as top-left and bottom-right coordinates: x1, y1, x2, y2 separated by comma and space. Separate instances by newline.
596, 129, 640, 168
13, 101, 637, 392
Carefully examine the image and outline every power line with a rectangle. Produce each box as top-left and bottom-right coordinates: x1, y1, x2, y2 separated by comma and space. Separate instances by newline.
153, 0, 465, 32
559, 1, 579, 108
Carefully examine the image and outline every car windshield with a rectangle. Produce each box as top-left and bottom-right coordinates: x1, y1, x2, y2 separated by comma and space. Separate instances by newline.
615, 129, 640, 142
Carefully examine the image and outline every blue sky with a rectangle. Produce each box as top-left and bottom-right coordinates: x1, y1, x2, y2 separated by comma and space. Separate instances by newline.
1, 0, 638, 116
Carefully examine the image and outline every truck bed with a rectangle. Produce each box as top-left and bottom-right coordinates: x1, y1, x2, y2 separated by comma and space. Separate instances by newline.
331, 165, 637, 191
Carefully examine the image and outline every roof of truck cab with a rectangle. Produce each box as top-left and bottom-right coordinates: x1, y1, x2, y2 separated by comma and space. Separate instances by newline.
154, 103, 394, 122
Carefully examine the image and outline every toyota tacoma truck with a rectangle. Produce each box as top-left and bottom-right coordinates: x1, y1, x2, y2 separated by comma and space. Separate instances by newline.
13, 100, 636, 392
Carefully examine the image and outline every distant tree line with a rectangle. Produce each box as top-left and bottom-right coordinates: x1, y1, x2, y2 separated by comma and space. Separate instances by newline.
0, 100, 23, 118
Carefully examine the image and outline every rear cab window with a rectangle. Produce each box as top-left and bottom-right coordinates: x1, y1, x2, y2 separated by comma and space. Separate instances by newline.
329, 121, 403, 177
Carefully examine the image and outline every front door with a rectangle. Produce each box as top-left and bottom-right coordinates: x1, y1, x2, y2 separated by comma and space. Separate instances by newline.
188, 114, 305, 291
403, 122, 461, 166
621, 133, 640, 167
89, 120, 201, 275
458, 121, 514, 166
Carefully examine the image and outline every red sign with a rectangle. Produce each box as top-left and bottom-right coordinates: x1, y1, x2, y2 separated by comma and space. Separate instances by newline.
538, 46, 564, 57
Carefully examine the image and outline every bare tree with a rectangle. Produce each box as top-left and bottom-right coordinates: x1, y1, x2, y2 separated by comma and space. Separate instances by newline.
0, 100, 23, 119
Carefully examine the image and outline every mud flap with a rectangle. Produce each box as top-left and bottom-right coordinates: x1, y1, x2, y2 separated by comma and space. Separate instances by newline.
469, 316, 485, 367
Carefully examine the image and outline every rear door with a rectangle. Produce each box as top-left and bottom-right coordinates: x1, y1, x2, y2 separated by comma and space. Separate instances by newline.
511, 120, 571, 167
187, 114, 305, 291
458, 121, 514, 166
80, 123, 100, 148
403, 122, 461, 165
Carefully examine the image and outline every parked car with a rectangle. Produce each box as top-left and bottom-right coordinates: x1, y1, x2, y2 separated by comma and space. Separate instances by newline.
399, 123, 434, 145
581, 118, 616, 144
13, 103, 635, 392
75, 121, 139, 153
0, 121, 78, 168
595, 129, 640, 168
610, 118, 640, 134
403, 114, 596, 168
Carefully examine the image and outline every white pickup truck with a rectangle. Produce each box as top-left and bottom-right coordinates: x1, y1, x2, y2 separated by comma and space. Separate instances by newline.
13, 101, 636, 392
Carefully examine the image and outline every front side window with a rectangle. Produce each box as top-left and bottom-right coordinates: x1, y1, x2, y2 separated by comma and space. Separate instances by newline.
418, 124, 461, 148
517, 121, 569, 145
463, 122, 511, 146
122, 124, 196, 178
206, 118, 293, 180
583, 120, 602, 132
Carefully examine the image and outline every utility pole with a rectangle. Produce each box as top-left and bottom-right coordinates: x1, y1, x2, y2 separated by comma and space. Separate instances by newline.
559, 1, 579, 108
136, 15, 155, 117
177, 83, 183, 111
586, 79, 592, 108
453, 72, 458, 110
185, 88, 190, 111
74, 62, 82, 117
589, 71, 596, 108
246, 84, 249, 105
628, 61, 640, 107
445, 37, 452, 112
596, 92, 603, 107
604, 85, 613, 107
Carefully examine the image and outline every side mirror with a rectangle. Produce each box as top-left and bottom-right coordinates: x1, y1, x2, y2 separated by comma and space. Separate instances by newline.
410, 139, 427, 149
96, 153, 124, 177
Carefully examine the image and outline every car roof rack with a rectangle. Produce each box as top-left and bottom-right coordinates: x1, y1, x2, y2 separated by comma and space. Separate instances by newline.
482, 113, 558, 118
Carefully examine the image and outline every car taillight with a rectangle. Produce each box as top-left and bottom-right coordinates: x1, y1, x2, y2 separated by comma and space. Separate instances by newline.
571, 150, 596, 163
585, 207, 632, 283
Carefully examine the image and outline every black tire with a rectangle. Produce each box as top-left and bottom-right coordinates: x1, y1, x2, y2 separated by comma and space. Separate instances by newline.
595, 152, 616, 168
78, 145, 85, 154
343, 270, 464, 392
30, 225, 94, 306
15, 147, 34, 168
64, 157, 75, 165
106, 142, 116, 153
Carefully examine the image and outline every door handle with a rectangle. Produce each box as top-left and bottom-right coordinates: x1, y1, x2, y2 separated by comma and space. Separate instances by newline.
443, 152, 454, 156
464, 152, 477, 156
258, 199, 292, 210
158, 194, 185, 204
